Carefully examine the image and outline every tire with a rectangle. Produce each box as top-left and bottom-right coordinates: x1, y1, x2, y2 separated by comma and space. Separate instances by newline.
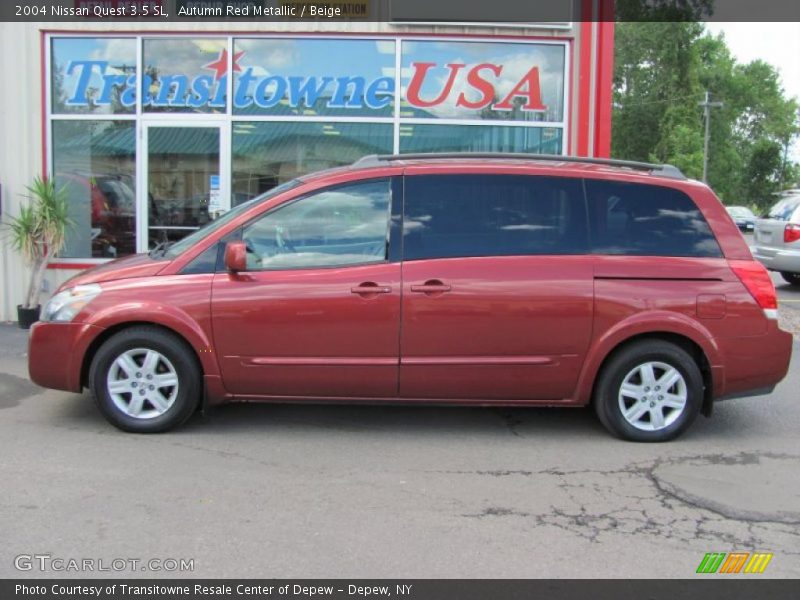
89, 326, 201, 433
594, 340, 703, 442
780, 272, 800, 286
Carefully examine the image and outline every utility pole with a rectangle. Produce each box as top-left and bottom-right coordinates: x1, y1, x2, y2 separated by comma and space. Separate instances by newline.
699, 91, 723, 183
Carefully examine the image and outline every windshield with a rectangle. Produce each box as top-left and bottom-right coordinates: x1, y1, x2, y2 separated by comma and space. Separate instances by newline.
727, 206, 754, 218
766, 197, 800, 222
162, 179, 302, 259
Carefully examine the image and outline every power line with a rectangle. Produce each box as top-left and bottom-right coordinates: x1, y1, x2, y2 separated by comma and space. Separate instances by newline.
614, 92, 706, 109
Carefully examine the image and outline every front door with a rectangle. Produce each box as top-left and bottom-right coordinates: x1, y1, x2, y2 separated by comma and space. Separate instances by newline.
399, 173, 594, 401
211, 178, 401, 398
141, 123, 226, 251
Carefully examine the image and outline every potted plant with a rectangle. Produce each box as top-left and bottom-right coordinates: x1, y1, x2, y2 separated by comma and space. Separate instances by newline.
6, 176, 71, 329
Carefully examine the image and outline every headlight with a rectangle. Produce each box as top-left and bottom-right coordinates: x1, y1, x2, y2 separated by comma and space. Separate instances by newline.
41, 284, 102, 323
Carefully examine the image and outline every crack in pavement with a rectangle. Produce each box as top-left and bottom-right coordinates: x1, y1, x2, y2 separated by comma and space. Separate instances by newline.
445, 452, 800, 554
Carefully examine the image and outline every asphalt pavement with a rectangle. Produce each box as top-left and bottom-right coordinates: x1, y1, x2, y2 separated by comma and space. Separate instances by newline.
1, 253, 799, 578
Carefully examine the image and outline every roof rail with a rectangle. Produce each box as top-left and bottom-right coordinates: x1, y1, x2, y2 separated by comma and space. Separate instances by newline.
352, 152, 686, 180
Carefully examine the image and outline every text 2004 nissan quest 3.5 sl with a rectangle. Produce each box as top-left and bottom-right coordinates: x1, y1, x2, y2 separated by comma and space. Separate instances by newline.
28, 154, 793, 442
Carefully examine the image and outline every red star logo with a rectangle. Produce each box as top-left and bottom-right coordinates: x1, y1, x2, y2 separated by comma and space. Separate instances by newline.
202, 49, 245, 81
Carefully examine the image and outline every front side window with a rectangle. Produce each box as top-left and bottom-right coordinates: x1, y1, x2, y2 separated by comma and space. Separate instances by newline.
403, 175, 587, 261
242, 179, 392, 270
587, 180, 722, 257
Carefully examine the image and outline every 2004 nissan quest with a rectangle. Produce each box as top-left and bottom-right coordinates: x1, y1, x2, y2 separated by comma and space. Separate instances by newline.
28, 153, 793, 441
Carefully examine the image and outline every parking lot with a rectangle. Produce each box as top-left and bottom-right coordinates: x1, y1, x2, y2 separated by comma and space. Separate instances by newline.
1, 253, 799, 579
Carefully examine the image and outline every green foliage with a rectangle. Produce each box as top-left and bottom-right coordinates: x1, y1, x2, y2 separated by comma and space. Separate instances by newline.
5, 176, 73, 308
612, 22, 800, 212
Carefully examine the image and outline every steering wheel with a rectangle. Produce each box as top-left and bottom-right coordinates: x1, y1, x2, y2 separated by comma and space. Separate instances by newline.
275, 225, 297, 253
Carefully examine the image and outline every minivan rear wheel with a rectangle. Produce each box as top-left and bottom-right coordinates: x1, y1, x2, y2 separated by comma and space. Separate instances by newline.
594, 340, 703, 442
89, 326, 201, 433
780, 272, 800, 286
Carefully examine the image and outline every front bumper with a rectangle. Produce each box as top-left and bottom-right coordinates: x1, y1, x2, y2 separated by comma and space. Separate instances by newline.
753, 245, 800, 273
28, 321, 104, 392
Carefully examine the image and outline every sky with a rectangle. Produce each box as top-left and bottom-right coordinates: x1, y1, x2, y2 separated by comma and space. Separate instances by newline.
704, 22, 800, 159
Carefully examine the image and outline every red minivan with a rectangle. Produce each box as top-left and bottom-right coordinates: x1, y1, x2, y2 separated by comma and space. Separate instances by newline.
28, 154, 793, 441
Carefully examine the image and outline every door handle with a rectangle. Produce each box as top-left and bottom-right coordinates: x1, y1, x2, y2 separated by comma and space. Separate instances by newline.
351, 282, 392, 296
410, 280, 452, 294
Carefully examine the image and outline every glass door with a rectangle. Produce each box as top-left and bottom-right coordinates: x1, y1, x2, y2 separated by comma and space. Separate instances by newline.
139, 122, 227, 252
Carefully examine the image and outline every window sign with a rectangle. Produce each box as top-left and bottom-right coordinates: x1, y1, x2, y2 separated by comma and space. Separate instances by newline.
400, 40, 566, 123
52, 37, 566, 123
234, 38, 396, 117
209, 174, 221, 214
143, 38, 228, 113
51, 38, 137, 114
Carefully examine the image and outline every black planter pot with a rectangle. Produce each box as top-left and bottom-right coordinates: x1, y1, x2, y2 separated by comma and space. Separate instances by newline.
17, 305, 41, 330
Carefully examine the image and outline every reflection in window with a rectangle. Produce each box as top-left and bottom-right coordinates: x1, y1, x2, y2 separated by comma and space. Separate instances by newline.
143, 38, 227, 113
403, 175, 586, 260
232, 122, 393, 203
147, 127, 220, 249
586, 180, 723, 257
52, 120, 136, 258
399, 124, 562, 154
234, 38, 396, 117
51, 38, 136, 114
243, 180, 391, 270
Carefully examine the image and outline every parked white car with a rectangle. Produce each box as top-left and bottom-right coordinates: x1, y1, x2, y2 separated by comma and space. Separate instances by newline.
753, 193, 800, 285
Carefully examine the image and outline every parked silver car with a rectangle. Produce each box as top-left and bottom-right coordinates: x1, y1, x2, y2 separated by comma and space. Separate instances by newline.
726, 205, 756, 232
753, 193, 800, 286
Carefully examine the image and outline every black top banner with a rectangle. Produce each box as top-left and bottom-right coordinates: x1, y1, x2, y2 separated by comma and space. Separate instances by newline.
1, 0, 799, 23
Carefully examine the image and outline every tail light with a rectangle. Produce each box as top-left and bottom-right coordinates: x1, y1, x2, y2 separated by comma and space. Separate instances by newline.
729, 259, 778, 318
784, 223, 800, 243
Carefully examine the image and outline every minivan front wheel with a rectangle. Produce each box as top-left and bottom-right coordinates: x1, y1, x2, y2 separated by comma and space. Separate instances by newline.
89, 326, 200, 433
594, 340, 703, 442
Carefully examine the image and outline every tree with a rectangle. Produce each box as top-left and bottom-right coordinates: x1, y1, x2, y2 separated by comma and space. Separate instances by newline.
612, 21, 800, 211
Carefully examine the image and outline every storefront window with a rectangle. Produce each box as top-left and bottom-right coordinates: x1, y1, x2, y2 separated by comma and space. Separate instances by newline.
400, 40, 566, 123
232, 122, 393, 202
233, 38, 396, 118
399, 124, 562, 154
52, 120, 136, 258
51, 38, 136, 114
142, 38, 228, 113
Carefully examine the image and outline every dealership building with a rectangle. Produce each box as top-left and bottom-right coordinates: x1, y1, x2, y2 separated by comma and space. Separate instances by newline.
0, 3, 614, 322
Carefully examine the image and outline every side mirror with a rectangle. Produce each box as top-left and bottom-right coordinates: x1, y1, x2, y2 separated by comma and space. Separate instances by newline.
224, 241, 247, 272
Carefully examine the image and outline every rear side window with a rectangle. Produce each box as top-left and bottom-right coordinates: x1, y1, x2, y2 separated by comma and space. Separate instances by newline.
586, 180, 722, 258
403, 175, 588, 261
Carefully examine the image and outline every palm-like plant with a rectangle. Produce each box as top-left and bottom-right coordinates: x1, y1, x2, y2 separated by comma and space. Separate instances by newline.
8, 176, 72, 309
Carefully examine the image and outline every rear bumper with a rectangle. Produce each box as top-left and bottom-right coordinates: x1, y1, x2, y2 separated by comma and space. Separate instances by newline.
717, 323, 793, 400
28, 321, 104, 392
753, 245, 800, 273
